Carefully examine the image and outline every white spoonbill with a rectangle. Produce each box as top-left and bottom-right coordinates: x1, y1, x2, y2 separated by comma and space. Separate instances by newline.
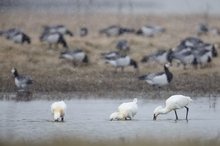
110, 98, 138, 121
153, 95, 192, 121
51, 101, 67, 122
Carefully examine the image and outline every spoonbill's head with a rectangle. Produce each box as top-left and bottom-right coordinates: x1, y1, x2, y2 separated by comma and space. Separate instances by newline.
133, 98, 137, 103
153, 106, 163, 120
53, 111, 61, 122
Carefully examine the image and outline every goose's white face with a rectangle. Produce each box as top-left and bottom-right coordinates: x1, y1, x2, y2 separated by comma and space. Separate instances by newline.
11, 68, 16, 74
165, 63, 170, 68
171, 48, 176, 51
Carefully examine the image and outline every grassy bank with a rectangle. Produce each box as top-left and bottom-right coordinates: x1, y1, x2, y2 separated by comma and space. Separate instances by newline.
1, 11, 220, 96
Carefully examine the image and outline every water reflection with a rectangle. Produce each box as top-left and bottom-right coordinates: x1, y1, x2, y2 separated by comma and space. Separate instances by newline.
15, 91, 33, 101
209, 96, 217, 109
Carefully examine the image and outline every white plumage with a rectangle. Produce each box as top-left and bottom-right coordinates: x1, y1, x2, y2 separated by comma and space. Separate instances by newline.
145, 73, 168, 86
44, 33, 60, 43
40, 32, 68, 48
12, 33, 22, 43
61, 51, 85, 62
106, 56, 130, 67
153, 95, 193, 121
155, 52, 169, 64
105, 55, 138, 72
110, 98, 138, 121
109, 112, 126, 121
43, 25, 73, 36
59, 49, 88, 65
194, 49, 212, 67
51, 101, 67, 122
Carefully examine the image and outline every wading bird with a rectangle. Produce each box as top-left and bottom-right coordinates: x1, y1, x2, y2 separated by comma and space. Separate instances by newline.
153, 95, 193, 121
51, 101, 67, 122
110, 98, 138, 121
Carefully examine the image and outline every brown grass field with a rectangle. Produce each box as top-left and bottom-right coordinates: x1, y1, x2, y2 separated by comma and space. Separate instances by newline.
1, 11, 220, 96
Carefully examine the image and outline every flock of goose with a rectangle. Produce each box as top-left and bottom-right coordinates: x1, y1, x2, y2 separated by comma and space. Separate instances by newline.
0, 24, 218, 70
51, 94, 192, 122
4, 24, 186, 92
141, 37, 218, 69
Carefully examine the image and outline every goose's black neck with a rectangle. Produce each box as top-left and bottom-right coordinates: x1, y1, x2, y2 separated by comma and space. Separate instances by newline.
83, 55, 89, 63
164, 65, 173, 83
130, 59, 138, 69
13, 70, 19, 77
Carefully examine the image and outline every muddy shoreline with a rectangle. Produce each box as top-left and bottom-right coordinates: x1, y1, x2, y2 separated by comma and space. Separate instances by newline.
1, 71, 220, 100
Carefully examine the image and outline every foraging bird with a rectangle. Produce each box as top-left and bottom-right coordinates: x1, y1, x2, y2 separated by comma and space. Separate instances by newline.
51, 101, 67, 122
43, 25, 73, 36
59, 49, 89, 65
79, 27, 88, 37
109, 112, 126, 121
11, 68, 33, 92
116, 40, 130, 52
0, 28, 21, 39
199, 43, 218, 58
196, 23, 209, 36
0, 28, 31, 44
9, 31, 31, 44
136, 25, 165, 37
101, 51, 121, 60
193, 48, 213, 68
99, 25, 134, 37
210, 27, 220, 36
169, 49, 196, 69
139, 63, 173, 87
40, 32, 68, 48
141, 49, 173, 65
110, 98, 138, 121
99, 25, 122, 37
105, 55, 138, 72
177, 37, 204, 49
153, 95, 192, 121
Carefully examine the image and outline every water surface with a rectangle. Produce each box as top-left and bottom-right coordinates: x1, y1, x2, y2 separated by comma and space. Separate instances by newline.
0, 95, 219, 141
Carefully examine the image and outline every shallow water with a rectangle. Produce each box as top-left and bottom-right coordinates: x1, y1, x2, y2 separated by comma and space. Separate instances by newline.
0, 96, 219, 141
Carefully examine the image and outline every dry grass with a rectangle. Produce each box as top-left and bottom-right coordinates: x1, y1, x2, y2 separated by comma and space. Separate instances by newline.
1, 11, 220, 96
